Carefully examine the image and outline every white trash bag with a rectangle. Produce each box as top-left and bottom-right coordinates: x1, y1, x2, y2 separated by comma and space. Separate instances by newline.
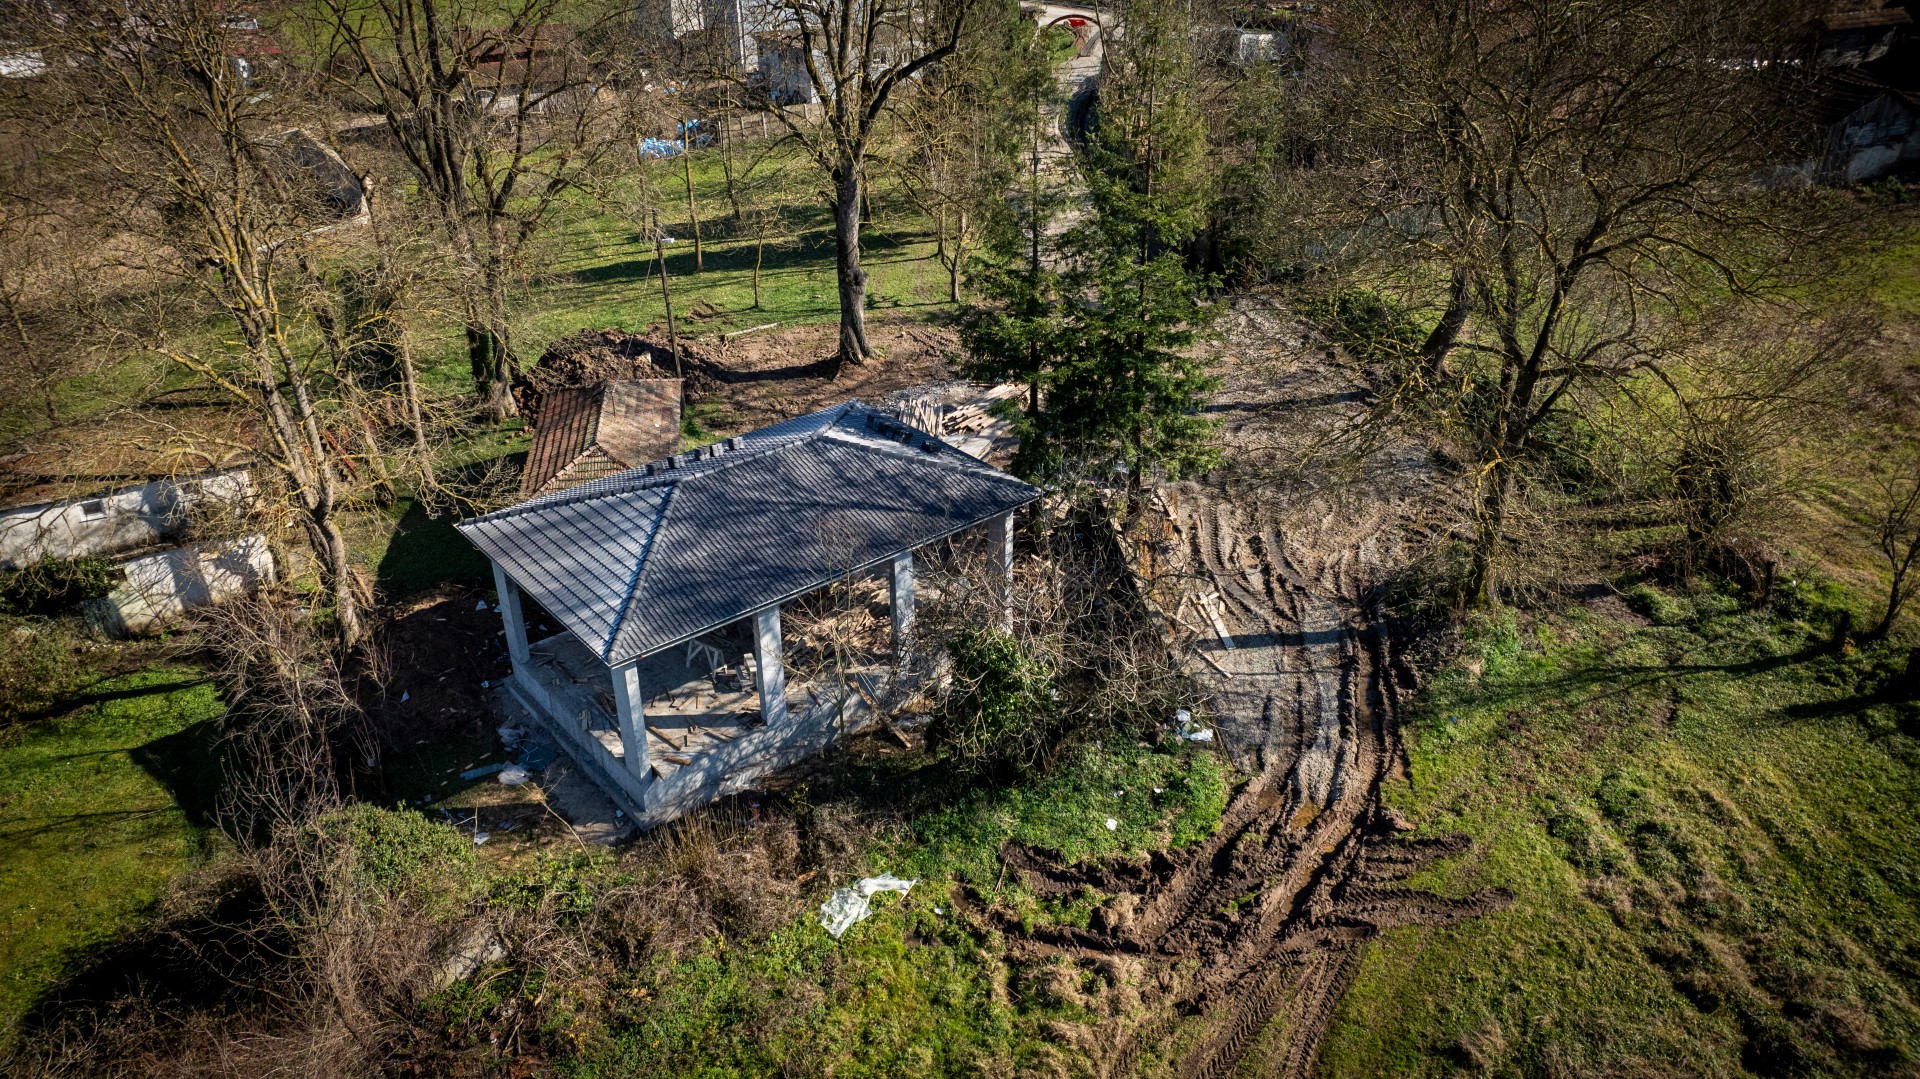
819, 874, 917, 939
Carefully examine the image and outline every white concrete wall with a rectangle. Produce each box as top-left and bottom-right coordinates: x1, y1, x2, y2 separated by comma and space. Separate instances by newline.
84, 534, 274, 637
0, 470, 252, 571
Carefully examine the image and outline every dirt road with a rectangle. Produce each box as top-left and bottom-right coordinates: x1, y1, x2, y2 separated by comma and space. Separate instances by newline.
989, 297, 1509, 1078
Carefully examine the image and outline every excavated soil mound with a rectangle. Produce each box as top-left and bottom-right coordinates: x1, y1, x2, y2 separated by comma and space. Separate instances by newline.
514, 329, 678, 422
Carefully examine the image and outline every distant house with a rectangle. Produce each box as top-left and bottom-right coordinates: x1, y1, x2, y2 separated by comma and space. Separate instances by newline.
0, 469, 254, 571
521, 380, 684, 498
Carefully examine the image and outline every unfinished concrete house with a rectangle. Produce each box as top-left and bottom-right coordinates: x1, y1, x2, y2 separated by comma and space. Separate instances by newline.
459, 401, 1040, 825
520, 379, 684, 498
0, 468, 253, 570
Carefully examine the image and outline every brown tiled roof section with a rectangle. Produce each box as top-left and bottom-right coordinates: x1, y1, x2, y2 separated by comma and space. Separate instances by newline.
594, 381, 683, 473
521, 380, 682, 497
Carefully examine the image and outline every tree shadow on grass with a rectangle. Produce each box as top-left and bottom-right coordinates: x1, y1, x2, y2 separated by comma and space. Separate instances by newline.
375, 491, 499, 601
127, 719, 226, 830
12, 676, 214, 727
12, 881, 281, 1050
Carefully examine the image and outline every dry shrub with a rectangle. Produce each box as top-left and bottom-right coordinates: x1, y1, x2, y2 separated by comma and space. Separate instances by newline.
588, 812, 813, 965
917, 509, 1198, 774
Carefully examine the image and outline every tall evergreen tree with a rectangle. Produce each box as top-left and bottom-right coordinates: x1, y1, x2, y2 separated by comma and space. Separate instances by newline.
982, 0, 1218, 494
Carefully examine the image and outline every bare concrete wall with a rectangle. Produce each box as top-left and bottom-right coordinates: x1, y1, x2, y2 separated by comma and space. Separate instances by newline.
85, 534, 275, 637
0, 470, 253, 571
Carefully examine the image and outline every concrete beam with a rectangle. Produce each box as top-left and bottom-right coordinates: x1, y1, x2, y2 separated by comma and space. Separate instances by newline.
890, 551, 915, 661
609, 662, 651, 780
989, 511, 1014, 631
492, 562, 531, 667
754, 605, 788, 726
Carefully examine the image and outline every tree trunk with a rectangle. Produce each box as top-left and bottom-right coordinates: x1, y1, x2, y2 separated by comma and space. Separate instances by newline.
720, 104, 740, 221
683, 133, 703, 273
469, 269, 518, 423
655, 211, 681, 377
753, 233, 764, 310
306, 509, 364, 648
1421, 267, 1471, 381
397, 331, 436, 491
833, 166, 872, 364
467, 322, 516, 422
1465, 459, 1510, 608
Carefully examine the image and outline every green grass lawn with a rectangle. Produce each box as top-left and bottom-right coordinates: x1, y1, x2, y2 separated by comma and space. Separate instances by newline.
402, 142, 958, 396
1319, 583, 1920, 1077
557, 741, 1231, 1077
0, 664, 225, 1041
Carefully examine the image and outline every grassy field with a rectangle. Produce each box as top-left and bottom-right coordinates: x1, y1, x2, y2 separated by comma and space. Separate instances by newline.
0, 136, 956, 451
0, 662, 224, 1041
1319, 581, 1920, 1077
556, 741, 1231, 1077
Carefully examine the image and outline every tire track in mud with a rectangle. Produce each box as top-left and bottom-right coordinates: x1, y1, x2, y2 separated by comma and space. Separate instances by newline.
978, 310, 1509, 1078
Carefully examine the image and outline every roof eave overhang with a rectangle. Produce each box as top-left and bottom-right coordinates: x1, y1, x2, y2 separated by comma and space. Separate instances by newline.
601, 487, 1041, 669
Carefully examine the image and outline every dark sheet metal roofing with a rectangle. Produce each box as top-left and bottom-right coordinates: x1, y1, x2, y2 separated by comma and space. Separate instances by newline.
459, 400, 1041, 666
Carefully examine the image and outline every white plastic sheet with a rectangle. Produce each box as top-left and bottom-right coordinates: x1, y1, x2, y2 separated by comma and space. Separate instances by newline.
818, 874, 917, 939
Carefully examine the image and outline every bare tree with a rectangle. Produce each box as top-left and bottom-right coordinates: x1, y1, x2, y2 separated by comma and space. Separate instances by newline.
1867, 451, 1920, 643
29, 0, 380, 644
750, 0, 979, 362
892, 6, 1035, 304
1314, 0, 1815, 605
317, 0, 640, 421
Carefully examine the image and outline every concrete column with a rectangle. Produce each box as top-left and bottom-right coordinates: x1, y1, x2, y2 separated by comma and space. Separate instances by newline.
889, 551, 915, 661
754, 605, 788, 726
609, 662, 650, 780
989, 511, 1014, 631
492, 562, 530, 666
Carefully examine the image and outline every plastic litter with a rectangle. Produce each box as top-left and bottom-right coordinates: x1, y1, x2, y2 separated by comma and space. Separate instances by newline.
481, 679, 490, 688
498, 766, 530, 785
1175, 708, 1215, 743
476, 599, 489, 611
1105, 818, 1119, 831
819, 874, 917, 939
461, 762, 508, 780
1153, 787, 1165, 795
934, 906, 944, 915
400, 690, 409, 703
473, 832, 490, 845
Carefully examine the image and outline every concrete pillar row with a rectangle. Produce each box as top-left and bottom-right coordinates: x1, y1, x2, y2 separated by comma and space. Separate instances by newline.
890, 550, 915, 662
492, 561, 531, 667
754, 605, 788, 726
609, 663, 650, 779
989, 511, 1015, 632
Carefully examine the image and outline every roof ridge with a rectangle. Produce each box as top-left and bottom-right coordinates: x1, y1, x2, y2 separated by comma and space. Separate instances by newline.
473, 400, 871, 523
601, 478, 678, 664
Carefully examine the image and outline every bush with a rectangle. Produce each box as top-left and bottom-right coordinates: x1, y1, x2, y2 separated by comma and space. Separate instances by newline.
1298, 287, 1425, 365
0, 614, 85, 725
929, 628, 1061, 779
314, 803, 481, 914
0, 555, 120, 616
1624, 583, 1691, 626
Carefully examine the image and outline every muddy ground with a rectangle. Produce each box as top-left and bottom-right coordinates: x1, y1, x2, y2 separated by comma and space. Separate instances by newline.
676, 314, 961, 433
969, 295, 1509, 1079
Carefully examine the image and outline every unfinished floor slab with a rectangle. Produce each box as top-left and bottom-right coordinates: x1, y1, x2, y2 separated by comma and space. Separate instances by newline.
459, 399, 1040, 827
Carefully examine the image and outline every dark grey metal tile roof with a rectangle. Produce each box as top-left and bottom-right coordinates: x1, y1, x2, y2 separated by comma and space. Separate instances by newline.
459, 400, 1040, 666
